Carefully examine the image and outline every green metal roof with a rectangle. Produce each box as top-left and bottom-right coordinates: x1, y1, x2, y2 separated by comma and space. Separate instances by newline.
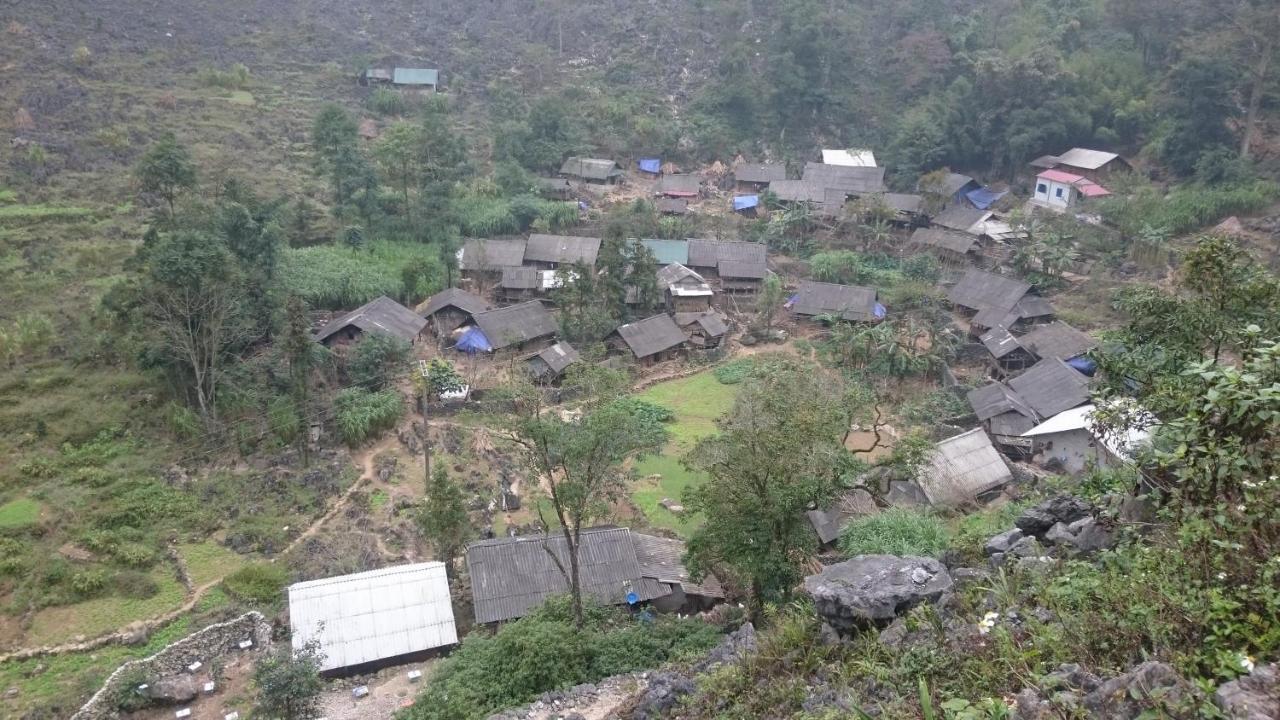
639, 239, 689, 265
393, 68, 439, 86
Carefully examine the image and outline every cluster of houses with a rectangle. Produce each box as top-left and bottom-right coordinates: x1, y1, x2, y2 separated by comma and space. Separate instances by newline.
287, 527, 724, 675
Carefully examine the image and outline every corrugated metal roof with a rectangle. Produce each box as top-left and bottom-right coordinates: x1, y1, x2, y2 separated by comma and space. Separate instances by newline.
559, 157, 622, 181
919, 429, 1012, 506
392, 68, 439, 86
460, 239, 527, 270
686, 239, 766, 269
1054, 148, 1121, 171
466, 528, 669, 624
288, 563, 456, 671
735, 163, 786, 183
616, 314, 688, 358
472, 301, 558, 350
525, 234, 602, 266
656, 263, 706, 288
791, 280, 879, 322
640, 239, 689, 265
313, 296, 427, 344
821, 149, 877, 167
1019, 321, 1096, 361
631, 533, 725, 598
1038, 168, 1088, 184
1008, 358, 1092, 418
422, 288, 491, 318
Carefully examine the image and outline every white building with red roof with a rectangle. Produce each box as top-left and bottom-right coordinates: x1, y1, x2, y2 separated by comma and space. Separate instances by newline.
1032, 168, 1111, 209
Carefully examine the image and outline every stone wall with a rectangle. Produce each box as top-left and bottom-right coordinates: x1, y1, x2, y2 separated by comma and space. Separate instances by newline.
72, 611, 272, 720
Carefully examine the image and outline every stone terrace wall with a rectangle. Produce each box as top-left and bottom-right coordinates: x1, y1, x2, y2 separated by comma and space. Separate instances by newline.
72, 611, 272, 720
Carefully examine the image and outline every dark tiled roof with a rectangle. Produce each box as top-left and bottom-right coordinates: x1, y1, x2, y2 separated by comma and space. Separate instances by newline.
655, 174, 701, 196
525, 234, 602, 266
559, 157, 622, 181
314, 296, 427, 343
466, 528, 668, 624
1019, 321, 1096, 361
967, 382, 1036, 423
631, 532, 724, 598
768, 179, 827, 203
735, 163, 787, 183
460, 239, 527, 270
948, 269, 1031, 313
791, 280, 879, 322
528, 341, 579, 375
910, 227, 976, 255
1008, 358, 1092, 418
686, 239, 767, 268
500, 266, 541, 290
718, 260, 767, 279
801, 162, 888, 194
421, 288, 491, 318
473, 301, 558, 350
656, 263, 705, 287
980, 325, 1025, 359
931, 205, 988, 233
938, 172, 977, 196
879, 193, 924, 214
616, 314, 688, 358
694, 312, 728, 337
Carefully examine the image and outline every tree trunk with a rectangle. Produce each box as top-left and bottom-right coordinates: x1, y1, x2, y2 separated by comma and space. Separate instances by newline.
1240, 42, 1272, 158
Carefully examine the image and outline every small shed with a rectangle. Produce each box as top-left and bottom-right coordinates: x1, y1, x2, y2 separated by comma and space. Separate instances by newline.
614, 314, 688, 363
789, 280, 882, 323
537, 177, 573, 199
1017, 321, 1096, 362
1007, 358, 1092, 419
313, 296, 428, 347
908, 227, 979, 265
655, 174, 701, 198
657, 197, 689, 215
470, 301, 558, 352
675, 311, 728, 348
421, 288, 491, 336
392, 68, 439, 91
524, 234, 602, 269
734, 163, 786, 192
821, 148, 877, 167
732, 195, 760, 216
559, 157, 623, 184
806, 489, 879, 547
288, 563, 457, 674
967, 381, 1039, 450
631, 532, 726, 613
917, 429, 1012, 507
657, 263, 713, 313
980, 325, 1036, 372
498, 266, 543, 302
361, 68, 393, 85
526, 341, 580, 383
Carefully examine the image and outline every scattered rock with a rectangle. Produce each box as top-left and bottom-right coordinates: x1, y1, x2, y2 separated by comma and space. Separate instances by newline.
1015, 495, 1092, 537
694, 623, 757, 671
629, 671, 696, 720
885, 480, 929, 508
805, 555, 953, 634
951, 567, 991, 589
1081, 661, 1190, 718
4, 687, 17, 698
658, 498, 684, 514
58, 543, 95, 562
1007, 536, 1046, 559
120, 621, 150, 646
984, 529, 1025, 556
143, 675, 199, 703
1215, 664, 1278, 720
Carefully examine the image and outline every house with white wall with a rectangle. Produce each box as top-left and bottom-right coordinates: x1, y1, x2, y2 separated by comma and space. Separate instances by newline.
1032, 169, 1110, 209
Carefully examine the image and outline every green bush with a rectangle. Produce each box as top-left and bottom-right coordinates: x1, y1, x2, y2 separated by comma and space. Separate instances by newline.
224, 562, 289, 604
611, 397, 674, 424
333, 388, 404, 446
1099, 179, 1279, 238
713, 358, 756, 385
347, 334, 412, 390
198, 63, 251, 90
366, 87, 407, 115
839, 509, 949, 558
279, 240, 444, 310
113, 570, 160, 599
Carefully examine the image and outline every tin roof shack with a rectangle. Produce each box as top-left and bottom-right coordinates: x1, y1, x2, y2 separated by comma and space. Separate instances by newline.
524, 234, 602, 270
1032, 169, 1111, 209
789, 280, 883, 323
802, 162, 888, 196
687, 239, 768, 294
1021, 403, 1153, 475
537, 177, 573, 199
392, 68, 439, 91
908, 227, 981, 266
806, 488, 879, 548
361, 67, 393, 85
917, 428, 1013, 507
469, 300, 559, 353
559, 157, 623, 184
466, 528, 722, 623
288, 563, 457, 674
313, 296, 428, 347
675, 311, 728, 348
821, 148, 877, 167
980, 325, 1037, 373
614, 314, 688, 364
1032, 148, 1131, 185
641, 239, 690, 266
630, 532, 726, 613
526, 341, 580, 383
734, 162, 787, 192
421, 288, 492, 336
459, 238, 527, 281
657, 263, 714, 313
654, 174, 702, 199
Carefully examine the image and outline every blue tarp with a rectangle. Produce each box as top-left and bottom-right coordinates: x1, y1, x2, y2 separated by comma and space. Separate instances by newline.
874, 302, 887, 319
733, 194, 759, 211
638, 158, 661, 174
784, 293, 800, 308
965, 186, 1008, 210
1067, 356, 1097, 376
455, 326, 492, 353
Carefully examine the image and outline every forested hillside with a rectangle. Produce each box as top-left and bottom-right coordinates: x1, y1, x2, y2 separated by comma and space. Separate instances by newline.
0, 0, 1278, 718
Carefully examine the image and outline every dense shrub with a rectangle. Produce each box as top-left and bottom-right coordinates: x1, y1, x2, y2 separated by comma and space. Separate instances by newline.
610, 397, 674, 425
366, 87, 407, 116
279, 240, 444, 310
333, 388, 404, 446
1098, 179, 1279, 238
839, 508, 949, 557
346, 334, 412, 390
224, 562, 289, 604
713, 358, 756, 385
405, 599, 721, 720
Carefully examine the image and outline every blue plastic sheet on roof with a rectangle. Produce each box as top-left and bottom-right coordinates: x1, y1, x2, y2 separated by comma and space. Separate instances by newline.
965, 186, 1008, 210
638, 158, 661, 174
784, 293, 800, 308
455, 326, 492, 353
1066, 355, 1097, 376
733, 194, 760, 211
874, 302, 887, 319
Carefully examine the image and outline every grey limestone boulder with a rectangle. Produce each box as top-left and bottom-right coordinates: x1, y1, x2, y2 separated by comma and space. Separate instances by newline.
1215, 664, 1278, 720
804, 555, 952, 635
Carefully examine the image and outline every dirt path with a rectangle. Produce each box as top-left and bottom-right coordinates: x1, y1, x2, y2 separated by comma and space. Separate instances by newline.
0, 433, 404, 664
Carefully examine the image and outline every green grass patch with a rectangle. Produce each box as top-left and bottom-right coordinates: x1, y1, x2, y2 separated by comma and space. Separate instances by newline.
278, 239, 444, 310
632, 455, 702, 537
26, 569, 187, 645
839, 508, 950, 558
179, 542, 248, 587
0, 497, 42, 529
225, 90, 255, 105
0, 204, 95, 223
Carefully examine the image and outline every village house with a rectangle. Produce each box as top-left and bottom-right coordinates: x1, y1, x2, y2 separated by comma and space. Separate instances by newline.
288, 563, 456, 674
465, 527, 723, 624
654, 173, 702, 199
972, 294, 1056, 336
657, 263, 714, 313
359, 67, 392, 85
687, 239, 768, 295
523, 233, 602, 270
497, 266, 543, 302
1030, 148, 1131, 185
967, 356, 1092, 453
908, 227, 982, 266
926, 171, 982, 208
459, 238, 527, 281
801, 162, 888, 196
1031, 168, 1111, 209
536, 177, 573, 200
675, 311, 728, 349
789, 280, 884, 323
915, 428, 1014, 507
1017, 321, 1097, 364
656, 197, 689, 215
559, 157, 624, 184
768, 179, 827, 205
931, 205, 991, 235
1021, 402, 1153, 475
640, 239, 690, 266
312, 295, 428, 347
420, 287, 492, 337
947, 268, 1054, 336
525, 341, 580, 384
457, 300, 558, 354
734, 162, 787, 193
967, 381, 1040, 453
980, 325, 1038, 373
871, 192, 926, 224
392, 68, 439, 92
821, 148, 877, 167
613, 313, 688, 364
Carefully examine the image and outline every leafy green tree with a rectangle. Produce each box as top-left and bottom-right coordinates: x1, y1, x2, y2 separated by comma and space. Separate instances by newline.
423, 357, 465, 400
417, 466, 470, 578
283, 295, 315, 464
551, 261, 618, 345
342, 224, 365, 253
682, 358, 846, 611
373, 121, 424, 223
136, 133, 197, 218
1158, 55, 1238, 175
253, 640, 325, 720
347, 333, 411, 390
754, 273, 785, 334
400, 256, 441, 305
